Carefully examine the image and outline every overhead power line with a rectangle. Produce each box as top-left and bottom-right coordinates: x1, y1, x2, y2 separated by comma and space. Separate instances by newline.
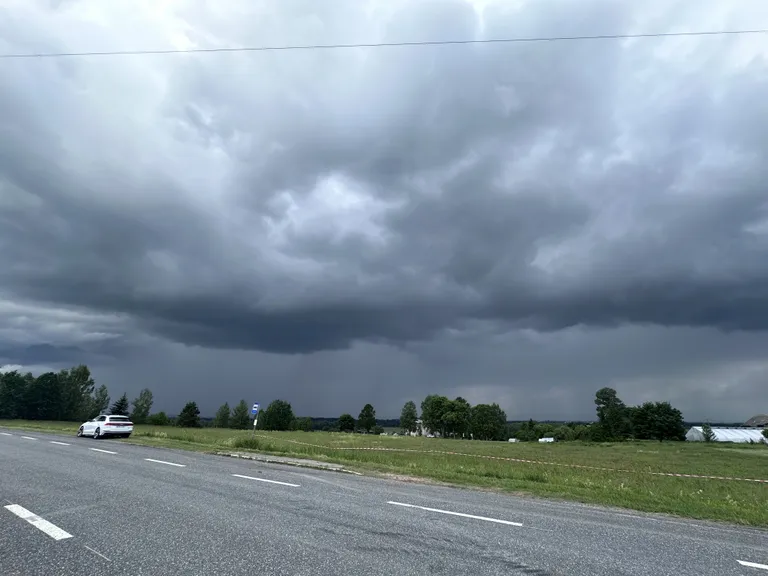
1, 29, 766, 59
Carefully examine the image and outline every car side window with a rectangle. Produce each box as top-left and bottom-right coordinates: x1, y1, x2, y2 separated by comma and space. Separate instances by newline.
97, 416, 107, 422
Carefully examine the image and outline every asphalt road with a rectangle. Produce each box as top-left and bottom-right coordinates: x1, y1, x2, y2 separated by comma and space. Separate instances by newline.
1, 429, 766, 576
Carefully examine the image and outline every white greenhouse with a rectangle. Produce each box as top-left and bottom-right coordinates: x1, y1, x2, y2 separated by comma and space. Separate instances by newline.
685, 427, 767, 443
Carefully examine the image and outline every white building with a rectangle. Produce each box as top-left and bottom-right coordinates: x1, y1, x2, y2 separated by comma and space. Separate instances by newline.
412, 419, 431, 437
685, 427, 766, 443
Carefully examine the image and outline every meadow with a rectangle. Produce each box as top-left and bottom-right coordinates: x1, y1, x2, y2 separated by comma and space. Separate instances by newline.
2, 420, 766, 527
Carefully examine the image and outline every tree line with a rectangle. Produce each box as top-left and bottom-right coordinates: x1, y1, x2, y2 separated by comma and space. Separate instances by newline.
0, 365, 314, 431
0, 365, 155, 423
384, 388, 687, 442
588, 387, 687, 442
1, 366, 689, 441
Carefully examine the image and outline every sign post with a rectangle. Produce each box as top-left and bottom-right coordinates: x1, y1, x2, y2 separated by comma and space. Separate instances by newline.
251, 403, 260, 435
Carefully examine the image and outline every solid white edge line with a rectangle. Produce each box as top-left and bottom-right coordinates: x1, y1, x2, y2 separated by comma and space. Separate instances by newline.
50, 441, 70, 446
738, 560, 768, 571
387, 501, 523, 527
231, 474, 300, 487
144, 458, 186, 467
4, 504, 73, 541
0, 432, 12, 436
20, 436, 36, 440
89, 448, 117, 455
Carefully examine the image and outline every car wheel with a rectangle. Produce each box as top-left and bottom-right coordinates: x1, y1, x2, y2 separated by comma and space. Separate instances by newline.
93, 427, 100, 439
124, 434, 131, 439
77, 427, 83, 437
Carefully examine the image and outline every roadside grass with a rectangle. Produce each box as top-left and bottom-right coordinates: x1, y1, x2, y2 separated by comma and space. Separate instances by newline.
2, 420, 766, 527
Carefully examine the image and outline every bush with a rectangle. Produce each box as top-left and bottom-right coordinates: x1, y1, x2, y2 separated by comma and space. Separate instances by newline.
147, 412, 170, 426
554, 425, 576, 442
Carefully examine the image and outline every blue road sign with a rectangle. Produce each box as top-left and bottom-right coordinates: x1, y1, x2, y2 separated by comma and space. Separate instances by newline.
252, 403, 260, 415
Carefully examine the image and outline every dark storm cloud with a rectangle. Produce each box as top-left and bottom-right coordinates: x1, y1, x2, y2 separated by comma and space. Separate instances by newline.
0, 343, 85, 365
3, 0, 768, 354
1, 0, 768, 418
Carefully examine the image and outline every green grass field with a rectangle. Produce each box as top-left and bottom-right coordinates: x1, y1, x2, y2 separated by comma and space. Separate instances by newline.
2, 420, 766, 527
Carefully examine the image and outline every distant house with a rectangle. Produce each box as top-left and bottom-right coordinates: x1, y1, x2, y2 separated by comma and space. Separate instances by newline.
685, 427, 766, 443
413, 419, 433, 437
745, 414, 768, 428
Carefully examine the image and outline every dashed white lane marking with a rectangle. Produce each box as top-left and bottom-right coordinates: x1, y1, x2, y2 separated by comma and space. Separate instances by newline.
20, 436, 36, 440
144, 458, 186, 468
387, 501, 523, 527
739, 560, 768, 571
4, 504, 73, 541
50, 441, 70, 446
0, 432, 12, 436
84, 545, 111, 561
232, 474, 300, 487
90, 448, 117, 455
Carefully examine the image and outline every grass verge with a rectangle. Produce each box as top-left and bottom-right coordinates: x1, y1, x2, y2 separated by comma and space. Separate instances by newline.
2, 420, 766, 527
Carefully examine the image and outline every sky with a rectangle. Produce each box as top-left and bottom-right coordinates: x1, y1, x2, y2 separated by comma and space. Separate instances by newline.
1, 0, 768, 421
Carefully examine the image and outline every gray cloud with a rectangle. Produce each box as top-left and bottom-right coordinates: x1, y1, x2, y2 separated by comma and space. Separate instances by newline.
1, 0, 768, 419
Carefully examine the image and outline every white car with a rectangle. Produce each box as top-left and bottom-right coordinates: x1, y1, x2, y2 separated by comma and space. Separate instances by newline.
77, 415, 133, 439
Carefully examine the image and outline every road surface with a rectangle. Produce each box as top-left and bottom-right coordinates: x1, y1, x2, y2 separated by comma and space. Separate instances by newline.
1, 428, 766, 576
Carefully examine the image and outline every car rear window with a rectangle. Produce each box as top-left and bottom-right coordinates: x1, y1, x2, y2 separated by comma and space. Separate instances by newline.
109, 416, 130, 422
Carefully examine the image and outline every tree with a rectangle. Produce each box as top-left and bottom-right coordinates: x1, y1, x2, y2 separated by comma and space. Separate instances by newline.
23, 372, 60, 420
444, 397, 472, 438
147, 411, 169, 426
594, 387, 630, 441
338, 413, 355, 432
230, 400, 250, 430
650, 402, 686, 441
261, 400, 294, 431
357, 404, 376, 433
554, 425, 576, 442
110, 393, 130, 416
0, 363, 104, 422
213, 402, 230, 428
52, 364, 96, 421
69, 365, 96, 420
292, 416, 313, 432
421, 394, 450, 437
470, 403, 507, 441
0, 371, 26, 419
400, 401, 418, 434
89, 385, 110, 418
630, 401, 686, 441
130, 389, 154, 424
534, 423, 556, 438
702, 421, 716, 443
573, 424, 592, 441
57, 368, 81, 421
176, 401, 201, 428
516, 419, 540, 442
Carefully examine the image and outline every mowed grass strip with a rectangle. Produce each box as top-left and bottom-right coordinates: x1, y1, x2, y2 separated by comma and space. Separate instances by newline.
2, 420, 766, 526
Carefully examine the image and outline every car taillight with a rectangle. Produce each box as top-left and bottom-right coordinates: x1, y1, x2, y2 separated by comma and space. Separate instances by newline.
106, 422, 132, 426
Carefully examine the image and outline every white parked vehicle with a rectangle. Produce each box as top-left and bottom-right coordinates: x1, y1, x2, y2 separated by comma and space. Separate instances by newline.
77, 415, 133, 439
